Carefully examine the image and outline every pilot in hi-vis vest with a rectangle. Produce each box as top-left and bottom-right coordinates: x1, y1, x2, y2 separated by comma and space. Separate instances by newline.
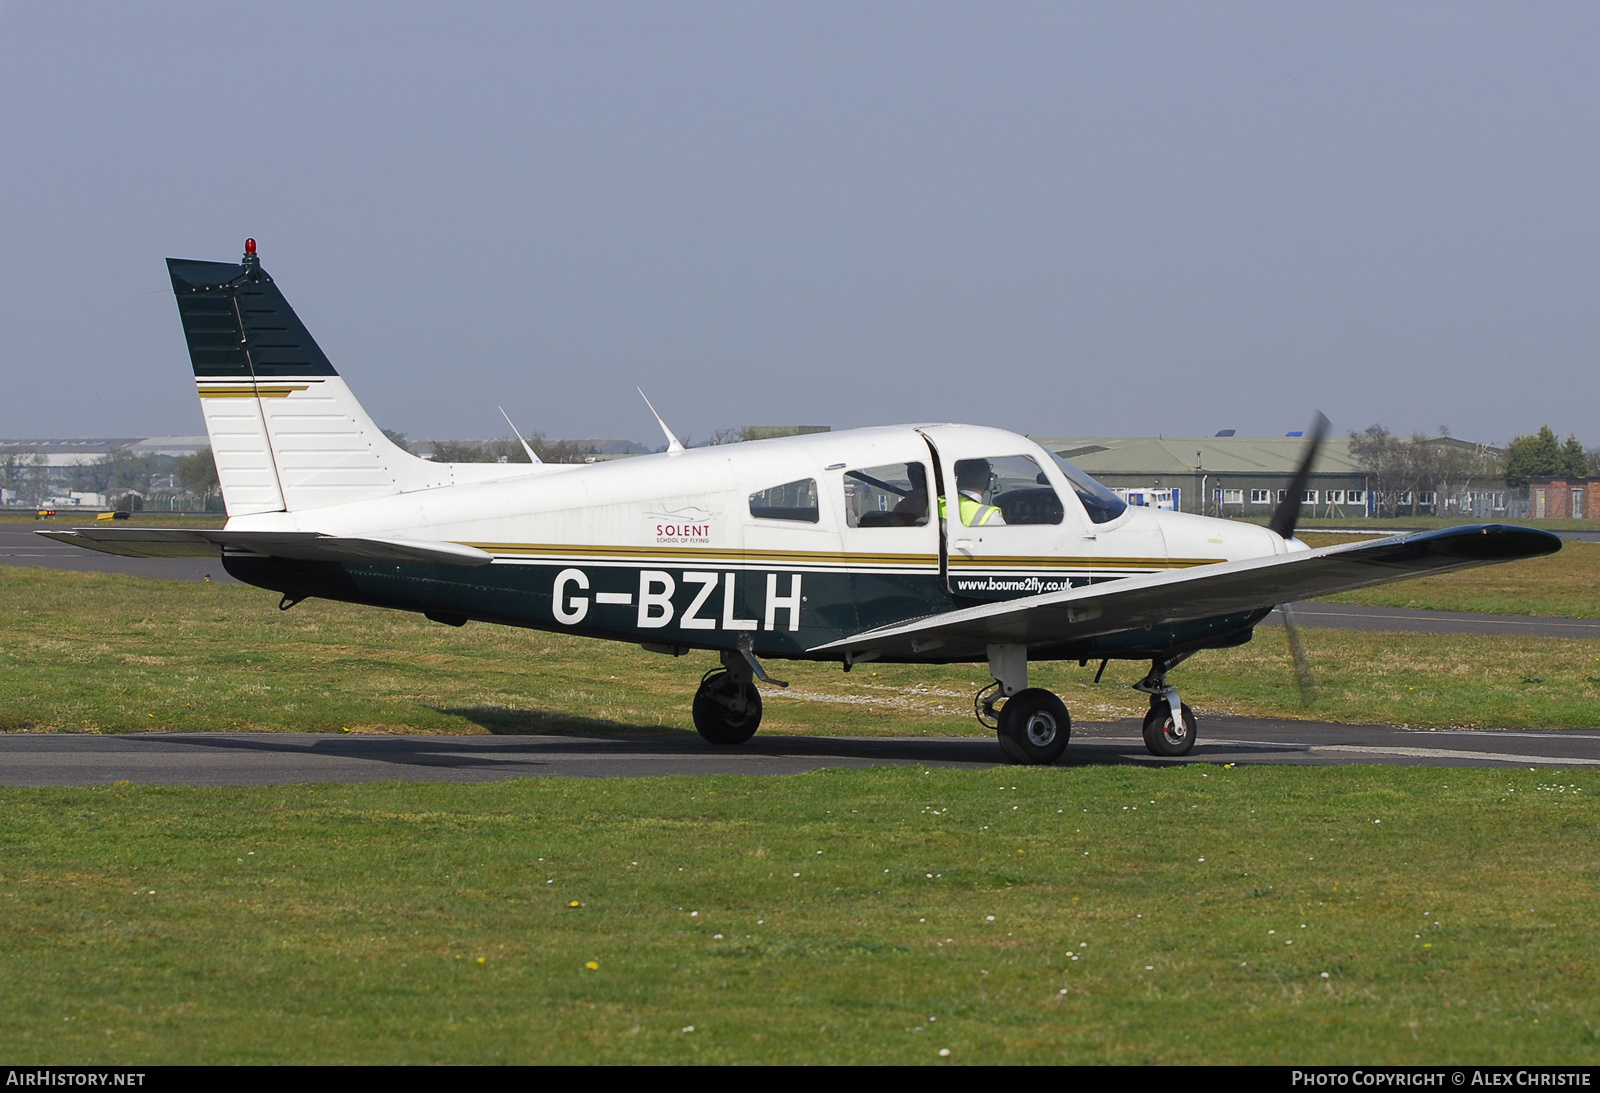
937, 458, 1005, 527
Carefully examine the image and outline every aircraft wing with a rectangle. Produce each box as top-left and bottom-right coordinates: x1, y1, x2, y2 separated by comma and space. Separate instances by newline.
36, 528, 494, 567
810, 524, 1562, 659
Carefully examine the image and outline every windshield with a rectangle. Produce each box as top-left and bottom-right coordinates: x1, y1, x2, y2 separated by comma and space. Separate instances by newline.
1048, 452, 1128, 525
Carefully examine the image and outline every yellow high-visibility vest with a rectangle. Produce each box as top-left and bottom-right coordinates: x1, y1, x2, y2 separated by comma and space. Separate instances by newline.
959, 493, 1002, 527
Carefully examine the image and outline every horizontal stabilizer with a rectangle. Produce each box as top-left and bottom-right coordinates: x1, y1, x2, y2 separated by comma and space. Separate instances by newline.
38, 528, 494, 568
811, 524, 1563, 660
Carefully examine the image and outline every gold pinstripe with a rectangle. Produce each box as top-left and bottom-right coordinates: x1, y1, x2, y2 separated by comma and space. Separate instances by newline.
948, 554, 1212, 569
196, 384, 311, 399
467, 542, 934, 565
463, 541, 1221, 570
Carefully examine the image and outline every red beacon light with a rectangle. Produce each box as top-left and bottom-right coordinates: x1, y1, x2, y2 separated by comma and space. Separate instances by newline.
244, 238, 257, 256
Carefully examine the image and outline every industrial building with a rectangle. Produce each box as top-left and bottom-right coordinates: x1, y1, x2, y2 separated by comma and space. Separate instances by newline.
1031, 433, 1503, 519
1528, 476, 1598, 519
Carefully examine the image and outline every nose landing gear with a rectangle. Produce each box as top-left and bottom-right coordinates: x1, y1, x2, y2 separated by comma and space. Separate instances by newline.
1141, 698, 1196, 756
1133, 653, 1198, 757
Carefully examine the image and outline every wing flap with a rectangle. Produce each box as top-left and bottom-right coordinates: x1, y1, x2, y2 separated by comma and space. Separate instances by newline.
37, 528, 494, 567
810, 524, 1561, 658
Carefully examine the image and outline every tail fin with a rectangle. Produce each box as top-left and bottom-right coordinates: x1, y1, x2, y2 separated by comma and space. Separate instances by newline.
169, 242, 445, 515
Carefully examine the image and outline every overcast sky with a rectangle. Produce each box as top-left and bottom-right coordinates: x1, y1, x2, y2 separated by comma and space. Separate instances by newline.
2, 2, 1597, 447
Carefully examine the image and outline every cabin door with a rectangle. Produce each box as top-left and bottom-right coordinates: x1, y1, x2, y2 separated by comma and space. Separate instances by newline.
918, 425, 1081, 602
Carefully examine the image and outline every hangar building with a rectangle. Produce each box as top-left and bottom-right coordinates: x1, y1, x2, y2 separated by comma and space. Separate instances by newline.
1032, 434, 1375, 518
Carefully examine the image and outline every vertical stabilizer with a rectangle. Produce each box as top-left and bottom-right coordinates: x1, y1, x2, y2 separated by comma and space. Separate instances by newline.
169, 242, 433, 514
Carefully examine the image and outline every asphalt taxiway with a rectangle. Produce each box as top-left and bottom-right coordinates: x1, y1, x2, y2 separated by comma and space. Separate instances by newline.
0, 524, 234, 582
2, 718, 1597, 786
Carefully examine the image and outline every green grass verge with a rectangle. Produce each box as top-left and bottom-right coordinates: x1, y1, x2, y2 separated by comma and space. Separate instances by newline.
4, 767, 1597, 1064
4, 566, 1597, 734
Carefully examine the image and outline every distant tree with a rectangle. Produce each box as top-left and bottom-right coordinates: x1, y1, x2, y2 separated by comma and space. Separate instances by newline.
1559, 434, 1588, 477
1504, 425, 1564, 489
1407, 432, 1499, 516
429, 439, 488, 462
524, 432, 595, 463
479, 438, 526, 464
175, 448, 221, 509
74, 448, 160, 496
0, 453, 22, 496
428, 435, 601, 464
381, 428, 413, 454
69, 452, 111, 493
427, 438, 534, 464
1588, 446, 1600, 477
1348, 425, 1406, 516
25, 453, 50, 505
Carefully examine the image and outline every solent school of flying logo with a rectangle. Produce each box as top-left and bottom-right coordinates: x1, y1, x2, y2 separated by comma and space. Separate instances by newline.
647, 504, 720, 545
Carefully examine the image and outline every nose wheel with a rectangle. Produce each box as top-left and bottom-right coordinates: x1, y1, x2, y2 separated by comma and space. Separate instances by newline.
1132, 654, 1198, 757
1142, 698, 1196, 757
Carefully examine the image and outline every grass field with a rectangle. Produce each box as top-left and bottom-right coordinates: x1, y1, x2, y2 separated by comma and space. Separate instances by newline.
3, 566, 1598, 735
4, 766, 1597, 1064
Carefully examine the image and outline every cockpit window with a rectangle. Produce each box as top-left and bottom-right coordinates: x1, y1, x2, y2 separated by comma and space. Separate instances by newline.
1048, 452, 1128, 524
749, 478, 819, 522
953, 456, 1063, 526
843, 462, 929, 528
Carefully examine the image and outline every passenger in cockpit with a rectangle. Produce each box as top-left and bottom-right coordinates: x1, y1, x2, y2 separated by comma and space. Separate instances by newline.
892, 462, 929, 524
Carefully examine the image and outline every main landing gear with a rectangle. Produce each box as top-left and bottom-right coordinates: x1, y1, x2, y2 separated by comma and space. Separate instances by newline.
693, 665, 762, 745
977, 645, 1072, 765
691, 637, 787, 746
975, 648, 1202, 763
1132, 653, 1198, 757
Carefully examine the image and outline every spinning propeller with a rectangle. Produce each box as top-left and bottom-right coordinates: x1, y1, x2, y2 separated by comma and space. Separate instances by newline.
1266, 412, 1330, 705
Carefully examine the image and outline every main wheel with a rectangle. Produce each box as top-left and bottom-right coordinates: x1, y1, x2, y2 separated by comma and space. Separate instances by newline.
996, 688, 1071, 765
1142, 700, 1196, 757
692, 670, 763, 746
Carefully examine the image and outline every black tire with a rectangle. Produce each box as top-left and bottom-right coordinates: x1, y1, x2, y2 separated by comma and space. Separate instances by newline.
1142, 700, 1197, 757
692, 670, 763, 746
996, 688, 1071, 765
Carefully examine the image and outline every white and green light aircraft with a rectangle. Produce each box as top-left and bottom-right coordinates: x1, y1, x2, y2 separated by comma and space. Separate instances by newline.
44, 242, 1562, 764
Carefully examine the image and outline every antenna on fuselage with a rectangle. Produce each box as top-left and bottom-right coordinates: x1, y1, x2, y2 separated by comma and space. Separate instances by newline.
498, 406, 542, 464
637, 388, 684, 453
